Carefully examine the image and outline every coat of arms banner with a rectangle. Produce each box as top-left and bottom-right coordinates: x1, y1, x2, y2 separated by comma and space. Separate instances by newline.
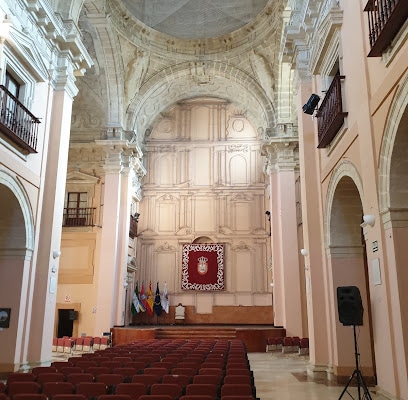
181, 243, 225, 290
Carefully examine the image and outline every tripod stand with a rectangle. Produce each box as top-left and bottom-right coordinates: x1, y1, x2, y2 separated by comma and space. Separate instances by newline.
338, 325, 372, 400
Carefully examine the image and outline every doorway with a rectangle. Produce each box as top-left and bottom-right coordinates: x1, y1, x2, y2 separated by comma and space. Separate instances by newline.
57, 309, 74, 338
55, 303, 80, 339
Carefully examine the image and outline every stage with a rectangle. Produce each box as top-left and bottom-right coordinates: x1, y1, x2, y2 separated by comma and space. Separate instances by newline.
111, 325, 286, 352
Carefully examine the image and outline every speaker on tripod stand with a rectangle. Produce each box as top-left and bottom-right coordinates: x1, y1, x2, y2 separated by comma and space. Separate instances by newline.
337, 286, 372, 400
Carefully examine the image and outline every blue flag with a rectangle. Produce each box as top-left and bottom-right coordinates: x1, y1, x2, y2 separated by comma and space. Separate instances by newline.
153, 282, 162, 316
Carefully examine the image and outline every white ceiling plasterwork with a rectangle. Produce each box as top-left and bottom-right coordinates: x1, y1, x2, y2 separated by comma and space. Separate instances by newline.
74, 0, 291, 146
121, 0, 270, 40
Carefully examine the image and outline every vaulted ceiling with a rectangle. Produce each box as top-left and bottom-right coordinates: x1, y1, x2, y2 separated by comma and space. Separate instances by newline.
121, 0, 270, 39
71, 0, 290, 146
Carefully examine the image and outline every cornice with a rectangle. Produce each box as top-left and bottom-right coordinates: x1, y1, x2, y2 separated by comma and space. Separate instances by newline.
10, 0, 92, 75
309, 7, 343, 74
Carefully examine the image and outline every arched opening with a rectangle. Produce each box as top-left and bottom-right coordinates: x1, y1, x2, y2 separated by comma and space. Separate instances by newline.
328, 176, 375, 380
387, 106, 408, 372
0, 181, 29, 370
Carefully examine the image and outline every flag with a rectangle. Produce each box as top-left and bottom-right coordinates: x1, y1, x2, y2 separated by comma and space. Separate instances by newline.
140, 282, 148, 313
146, 281, 154, 316
161, 282, 169, 314
131, 281, 141, 315
134, 281, 146, 313
153, 282, 162, 316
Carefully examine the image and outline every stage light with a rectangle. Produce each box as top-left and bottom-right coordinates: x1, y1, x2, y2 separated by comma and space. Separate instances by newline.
302, 94, 320, 115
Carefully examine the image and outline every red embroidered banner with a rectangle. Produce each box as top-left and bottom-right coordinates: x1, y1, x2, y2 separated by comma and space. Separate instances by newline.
182, 244, 225, 290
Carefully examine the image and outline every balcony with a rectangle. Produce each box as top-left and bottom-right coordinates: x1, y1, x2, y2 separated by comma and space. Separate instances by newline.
0, 85, 40, 153
317, 75, 348, 149
63, 207, 96, 227
129, 214, 138, 239
364, 0, 408, 57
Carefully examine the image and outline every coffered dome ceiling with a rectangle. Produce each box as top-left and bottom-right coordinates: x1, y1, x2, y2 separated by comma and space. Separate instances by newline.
121, 0, 270, 39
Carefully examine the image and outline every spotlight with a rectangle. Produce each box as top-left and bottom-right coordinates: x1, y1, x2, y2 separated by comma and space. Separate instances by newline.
302, 94, 320, 115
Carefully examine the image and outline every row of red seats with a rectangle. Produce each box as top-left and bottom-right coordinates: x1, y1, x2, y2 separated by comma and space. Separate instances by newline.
53, 337, 111, 354
2, 339, 258, 400
265, 336, 309, 354
0, 393, 256, 400
1, 379, 256, 398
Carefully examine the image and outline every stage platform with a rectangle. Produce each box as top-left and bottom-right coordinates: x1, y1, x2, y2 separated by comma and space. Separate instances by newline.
111, 325, 286, 352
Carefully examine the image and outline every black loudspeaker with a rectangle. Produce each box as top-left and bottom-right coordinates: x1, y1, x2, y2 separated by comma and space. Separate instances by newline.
69, 310, 79, 321
337, 286, 364, 326
302, 94, 321, 115
0, 308, 11, 328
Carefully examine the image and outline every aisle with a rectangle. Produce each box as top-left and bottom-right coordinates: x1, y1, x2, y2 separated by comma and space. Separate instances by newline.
248, 352, 381, 400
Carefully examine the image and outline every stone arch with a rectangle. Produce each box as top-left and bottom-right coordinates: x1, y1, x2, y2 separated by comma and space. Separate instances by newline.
323, 161, 375, 378
0, 170, 34, 252
128, 61, 275, 142
378, 72, 408, 213
55, 0, 85, 22
324, 160, 364, 249
377, 71, 408, 383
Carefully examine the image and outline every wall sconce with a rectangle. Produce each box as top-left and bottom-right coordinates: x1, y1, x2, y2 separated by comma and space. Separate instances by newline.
302, 94, 320, 115
300, 248, 308, 257
52, 250, 61, 259
360, 214, 375, 228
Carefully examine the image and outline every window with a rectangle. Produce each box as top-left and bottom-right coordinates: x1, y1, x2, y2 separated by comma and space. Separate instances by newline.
5, 71, 20, 99
64, 192, 89, 226
317, 65, 347, 148
0, 70, 40, 153
64, 172, 99, 227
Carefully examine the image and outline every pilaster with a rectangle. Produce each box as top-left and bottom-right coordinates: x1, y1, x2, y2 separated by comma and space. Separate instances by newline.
28, 87, 76, 365
92, 139, 146, 331
263, 138, 305, 336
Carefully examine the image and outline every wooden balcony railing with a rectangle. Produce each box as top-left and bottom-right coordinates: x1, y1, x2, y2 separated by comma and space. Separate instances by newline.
129, 215, 138, 239
317, 75, 348, 148
0, 85, 40, 153
364, 0, 408, 57
63, 207, 96, 227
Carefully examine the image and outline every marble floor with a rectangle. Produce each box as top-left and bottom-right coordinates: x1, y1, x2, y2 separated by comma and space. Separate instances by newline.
248, 352, 381, 400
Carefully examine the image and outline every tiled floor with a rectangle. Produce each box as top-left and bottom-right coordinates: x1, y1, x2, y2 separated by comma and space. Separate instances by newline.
249, 352, 381, 400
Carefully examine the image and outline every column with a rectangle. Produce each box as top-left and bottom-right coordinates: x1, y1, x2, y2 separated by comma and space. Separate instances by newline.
26, 58, 79, 365
94, 144, 123, 334
265, 139, 305, 337
297, 80, 331, 378
113, 157, 131, 327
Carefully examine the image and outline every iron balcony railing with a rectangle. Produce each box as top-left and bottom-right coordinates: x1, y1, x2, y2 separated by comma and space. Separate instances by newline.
364, 0, 408, 57
129, 215, 138, 239
317, 75, 348, 148
0, 85, 40, 153
63, 207, 96, 227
